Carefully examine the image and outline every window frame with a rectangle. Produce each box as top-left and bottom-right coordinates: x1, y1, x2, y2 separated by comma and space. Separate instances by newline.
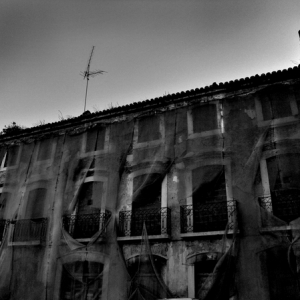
187, 101, 222, 139
54, 252, 109, 300
1, 145, 22, 171
133, 114, 165, 149
255, 87, 299, 127
118, 167, 169, 240
35, 138, 57, 164
81, 126, 110, 158
66, 175, 109, 242
259, 150, 300, 226
180, 158, 235, 237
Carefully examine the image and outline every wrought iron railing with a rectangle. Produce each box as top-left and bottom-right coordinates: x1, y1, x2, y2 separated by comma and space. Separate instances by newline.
62, 211, 111, 239
0, 219, 9, 243
119, 207, 171, 237
259, 189, 300, 223
180, 200, 236, 233
11, 218, 48, 243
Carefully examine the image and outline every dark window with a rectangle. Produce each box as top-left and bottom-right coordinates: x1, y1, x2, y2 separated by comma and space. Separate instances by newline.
131, 173, 162, 235
37, 139, 52, 161
266, 154, 300, 222
195, 260, 217, 299
4, 146, 19, 167
77, 181, 103, 215
192, 165, 228, 232
25, 188, 47, 219
0, 192, 10, 217
138, 116, 160, 143
85, 128, 106, 152
266, 247, 300, 300
60, 261, 104, 300
261, 92, 292, 121
192, 165, 227, 205
127, 255, 168, 300
192, 104, 218, 133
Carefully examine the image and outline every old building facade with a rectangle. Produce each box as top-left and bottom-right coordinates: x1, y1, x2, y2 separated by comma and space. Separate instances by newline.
0, 65, 300, 300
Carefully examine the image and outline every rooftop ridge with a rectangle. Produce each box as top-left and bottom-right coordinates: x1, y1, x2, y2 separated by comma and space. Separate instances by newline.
1, 64, 300, 142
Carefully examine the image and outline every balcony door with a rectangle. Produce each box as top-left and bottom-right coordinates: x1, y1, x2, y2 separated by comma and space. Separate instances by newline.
192, 165, 228, 232
73, 181, 103, 239
266, 154, 300, 223
131, 173, 162, 236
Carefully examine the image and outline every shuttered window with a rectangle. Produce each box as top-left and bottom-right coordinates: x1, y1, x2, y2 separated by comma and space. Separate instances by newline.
138, 116, 160, 143
192, 104, 218, 133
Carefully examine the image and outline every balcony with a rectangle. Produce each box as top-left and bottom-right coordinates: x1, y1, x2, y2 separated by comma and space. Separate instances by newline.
62, 211, 111, 240
9, 218, 48, 245
259, 189, 300, 224
118, 207, 171, 239
180, 200, 236, 235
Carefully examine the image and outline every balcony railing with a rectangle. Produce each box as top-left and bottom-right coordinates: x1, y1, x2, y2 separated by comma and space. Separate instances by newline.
10, 218, 48, 243
118, 207, 171, 237
62, 211, 111, 239
180, 200, 236, 233
259, 189, 300, 223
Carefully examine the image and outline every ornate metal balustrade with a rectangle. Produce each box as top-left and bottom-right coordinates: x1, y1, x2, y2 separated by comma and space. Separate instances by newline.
0, 219, 9, 243
118, 207, 171, 237
10, 218, 48, 243
180, 200, 236, 233
259, 189, 300, 223
62, 211, 111, 239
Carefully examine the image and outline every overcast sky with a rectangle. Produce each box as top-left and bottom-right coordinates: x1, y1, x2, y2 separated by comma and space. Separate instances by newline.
1, 0, 300, 130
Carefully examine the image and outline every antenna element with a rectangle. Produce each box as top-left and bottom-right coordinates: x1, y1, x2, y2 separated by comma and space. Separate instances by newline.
80, 46, 107, 112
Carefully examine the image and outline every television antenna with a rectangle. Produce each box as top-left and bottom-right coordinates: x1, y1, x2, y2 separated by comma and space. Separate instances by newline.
80, 46, 107, 112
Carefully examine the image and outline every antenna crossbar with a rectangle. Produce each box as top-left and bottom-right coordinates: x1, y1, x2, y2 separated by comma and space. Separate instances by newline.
81, 46, 107, 112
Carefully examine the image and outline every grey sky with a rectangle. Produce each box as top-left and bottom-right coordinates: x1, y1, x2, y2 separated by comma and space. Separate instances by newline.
1, 0, 300, 130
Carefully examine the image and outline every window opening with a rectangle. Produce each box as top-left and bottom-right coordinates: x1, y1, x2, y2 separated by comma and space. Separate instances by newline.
138, 115, 160, 143
128, 255, 167, 300
4, 145, 19, 167
77, 181, 103, 215
266, 154, 300, 223
192, 166, 228, 232
261, 92, 292, 121
63, 181, 109, 239
37, 139, 52, 161
60, 261, 104, 300
265, 247, 300, 300
131, 174, 162, 236
195, 260, 217, 300
85, 127, 106, 153
192, 104, 218, 133
25, 188, 47, 219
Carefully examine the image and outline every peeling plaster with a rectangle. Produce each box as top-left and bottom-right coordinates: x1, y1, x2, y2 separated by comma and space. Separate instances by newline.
244, 109, 256, 120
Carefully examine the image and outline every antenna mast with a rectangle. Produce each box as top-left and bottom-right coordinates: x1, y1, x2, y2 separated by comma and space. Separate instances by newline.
81, 46, 106, 112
